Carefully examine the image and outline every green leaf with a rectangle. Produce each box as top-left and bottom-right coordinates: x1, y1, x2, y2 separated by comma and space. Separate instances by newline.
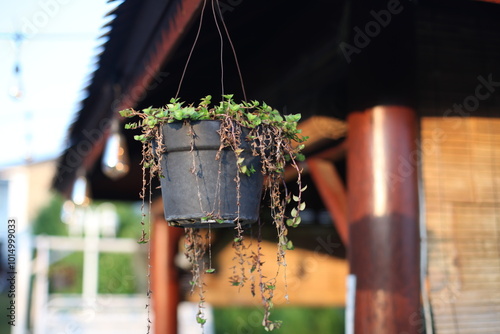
184, 107, 196, 117
205, 268, 216, 274
190, 111, 201, 120
292, 195, 300, 202
142, 106, 153, 115
247, 113, 257, 121
296, 153, 306, 162
240, 165, 248, 175
196, 316, 206, 325
198, 107, 209, 119
147, 118, 157, 127
119, 109, 134, 117
124, 122, 137, 129
157, 110, 168, 118
284, 113, 301, 122
200, 95, 212, 106
173, 109, 184, 120
291, 208, 298, 218
293, 216, 302, 227
286, 240, 294, 250
299, 202, 306, 211
286, 218, 295, 227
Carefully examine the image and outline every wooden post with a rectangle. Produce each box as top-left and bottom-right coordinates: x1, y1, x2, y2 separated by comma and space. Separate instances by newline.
347, 106, 421, 333
151, 200, 183, 334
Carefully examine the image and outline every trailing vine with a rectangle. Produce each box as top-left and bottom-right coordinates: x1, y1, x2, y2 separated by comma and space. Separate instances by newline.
120, 94, 307, 331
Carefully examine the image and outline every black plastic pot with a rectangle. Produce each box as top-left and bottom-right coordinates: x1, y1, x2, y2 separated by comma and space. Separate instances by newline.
159, 120, 263, 228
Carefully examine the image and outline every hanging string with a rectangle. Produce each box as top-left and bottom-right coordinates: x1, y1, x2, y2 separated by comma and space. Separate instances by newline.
214, 0, 247, 102
211, 0, 225, 98
146, 166, 154, 334
175, 0, 247, 101
175, 0, 208, 98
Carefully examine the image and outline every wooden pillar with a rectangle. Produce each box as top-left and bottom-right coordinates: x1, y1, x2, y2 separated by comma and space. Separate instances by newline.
347, 106, 421, 333
151, 200, 183, 334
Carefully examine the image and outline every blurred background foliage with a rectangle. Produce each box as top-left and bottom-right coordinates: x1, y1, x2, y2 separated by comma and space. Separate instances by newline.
32, 193, 144, 294
213, 306, 345, 333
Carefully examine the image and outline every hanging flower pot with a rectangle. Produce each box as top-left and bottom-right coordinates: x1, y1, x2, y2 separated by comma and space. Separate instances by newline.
159, 120, 263, 228
120, 94, 307, 230
120, 94, 307, 331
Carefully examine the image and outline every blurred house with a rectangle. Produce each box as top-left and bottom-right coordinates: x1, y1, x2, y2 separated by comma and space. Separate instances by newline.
0, 159, 56, 334
53, 0, 500, 333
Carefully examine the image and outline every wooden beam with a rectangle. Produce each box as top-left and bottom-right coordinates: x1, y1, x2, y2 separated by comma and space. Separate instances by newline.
307, 158, 348, 246
284, 140, 347, 183
294, 116, 347, 151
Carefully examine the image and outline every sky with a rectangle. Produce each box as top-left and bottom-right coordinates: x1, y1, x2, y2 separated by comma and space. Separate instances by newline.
0, 0, 120, 168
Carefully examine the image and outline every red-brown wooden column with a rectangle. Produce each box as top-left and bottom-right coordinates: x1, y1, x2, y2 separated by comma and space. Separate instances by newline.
347, 106, 421, 333
151, 200, 183, 334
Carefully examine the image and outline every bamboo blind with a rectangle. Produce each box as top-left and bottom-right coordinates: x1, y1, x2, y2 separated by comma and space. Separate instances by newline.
422, 117, 500, 333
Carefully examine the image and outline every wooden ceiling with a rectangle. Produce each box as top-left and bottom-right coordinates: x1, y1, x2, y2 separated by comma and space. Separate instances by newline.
53, 0, 500, 200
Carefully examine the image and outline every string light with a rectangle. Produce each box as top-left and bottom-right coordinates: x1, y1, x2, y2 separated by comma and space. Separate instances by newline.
102, 117, 130, 180
71, 169, 91, 206
8, 33, 24, 100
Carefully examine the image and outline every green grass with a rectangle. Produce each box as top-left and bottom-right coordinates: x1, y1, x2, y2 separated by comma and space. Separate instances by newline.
213, 306, 344, 334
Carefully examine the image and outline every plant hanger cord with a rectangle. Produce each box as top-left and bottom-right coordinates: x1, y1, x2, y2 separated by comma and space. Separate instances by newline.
213, 0, 247, 101
175, 0, 208, 99
211, 0, 225, 97
174, 0, 247, 101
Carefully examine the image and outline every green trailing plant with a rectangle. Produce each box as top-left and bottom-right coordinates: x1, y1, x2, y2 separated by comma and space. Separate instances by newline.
120, 94, 307, 331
